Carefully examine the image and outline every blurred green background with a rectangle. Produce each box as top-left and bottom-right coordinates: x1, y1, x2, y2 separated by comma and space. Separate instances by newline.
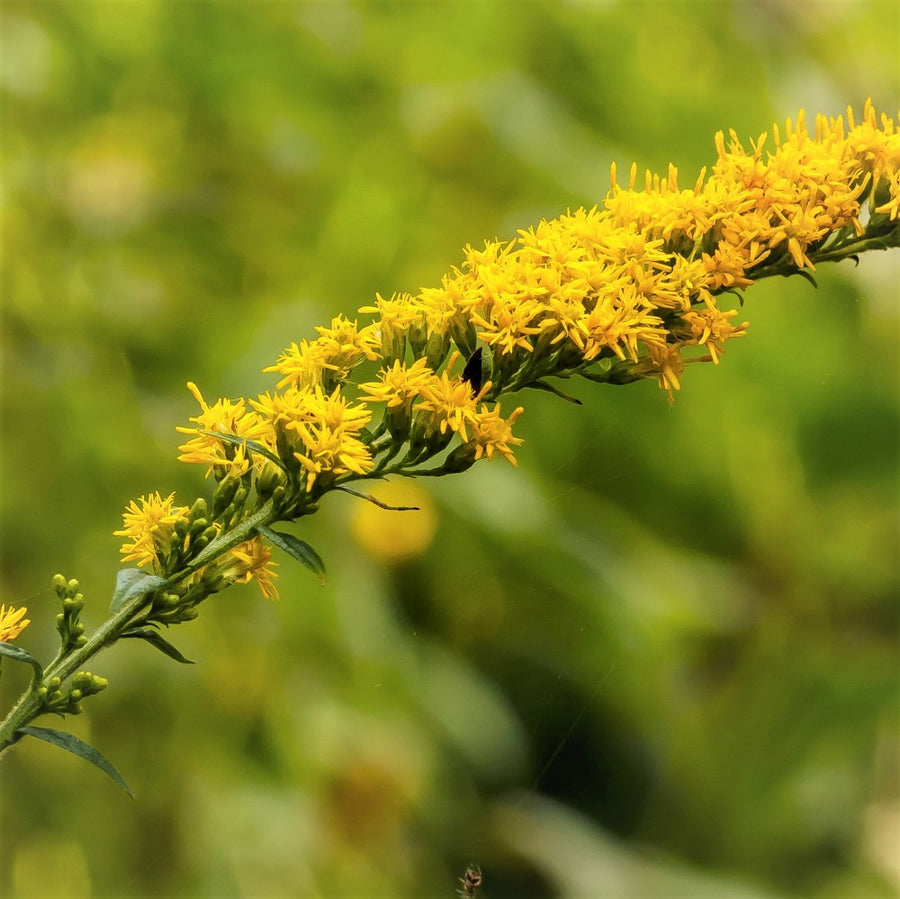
1, 1, 898, 897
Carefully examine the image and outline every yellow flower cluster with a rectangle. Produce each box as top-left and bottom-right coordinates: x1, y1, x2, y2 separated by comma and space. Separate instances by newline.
114, 491, 277, 601
119, 102, 898, 598
115, 492, 191, 569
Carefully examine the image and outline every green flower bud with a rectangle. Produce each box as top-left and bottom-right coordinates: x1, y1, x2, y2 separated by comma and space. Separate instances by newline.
440, 443, 478, 474
212, 475, 241, 517
385, 406, 412, 442
424, 331, 451, 370
450, 318, 478, 360
408, 416, 454, 459
255, 460, 285, 500
189, 517, 209, 537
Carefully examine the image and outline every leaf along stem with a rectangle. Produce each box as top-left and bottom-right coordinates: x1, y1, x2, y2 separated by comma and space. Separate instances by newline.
0, 500, 279, 756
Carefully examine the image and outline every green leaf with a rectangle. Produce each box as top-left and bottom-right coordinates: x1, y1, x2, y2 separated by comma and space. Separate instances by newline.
527, 379, 583, 405
199, 429, 284, 469
788, 268, 818, 289
256, 525, 326, 585
0, 641, 43, 683
18, 725, 134, 799
337, 485, 420, 511
110, 568, 167, 612
120, 628, 194, 664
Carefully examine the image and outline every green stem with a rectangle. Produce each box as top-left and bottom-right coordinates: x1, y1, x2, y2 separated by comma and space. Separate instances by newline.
0, 587, 150, 753
0, 500, 278, 756
747, 228, 900, 281
173, 499, 277, 581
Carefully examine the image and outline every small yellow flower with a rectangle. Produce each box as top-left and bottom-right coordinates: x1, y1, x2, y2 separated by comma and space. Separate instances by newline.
0, 604, 30, 642
633, 343, 686, 403
414, 367, 485, 443
177, 382, 273, 477
467, 404, 524, 466
359, 292, 426, 360
218, 537, 279, 601
114, 491, 191, 570
266, 315, 381, 391
679, 307, 748, 364
360, 357, 435, 411
252, 386, 374, 490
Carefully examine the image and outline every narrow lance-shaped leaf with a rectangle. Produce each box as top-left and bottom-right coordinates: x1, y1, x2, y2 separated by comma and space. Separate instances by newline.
18, 725, 134, 799
0, 641, 43, 684
198, 429, 285, 469
256, 524, 326, 585
120, 627, 194, 664
527, 379, 583, 405
110, 568, 167, 612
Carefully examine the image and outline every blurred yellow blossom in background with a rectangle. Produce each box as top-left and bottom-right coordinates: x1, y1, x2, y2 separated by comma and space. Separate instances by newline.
349, 481, 438, 564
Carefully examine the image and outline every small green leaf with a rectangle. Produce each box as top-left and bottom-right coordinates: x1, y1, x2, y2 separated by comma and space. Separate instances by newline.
120, 628, 194, 664
786, 268, 818, 289
256, 525, 326, 585
199, 429, 285, 469
110, 568, 167, 612
337, 486, 420, 511
18, 725, 134, 798
0, 641, 43, 682
528, 379, 583, 405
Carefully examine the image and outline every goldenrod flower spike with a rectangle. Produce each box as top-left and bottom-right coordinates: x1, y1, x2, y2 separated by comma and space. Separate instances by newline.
1, 104, 897, 794
166, 101, 898, 581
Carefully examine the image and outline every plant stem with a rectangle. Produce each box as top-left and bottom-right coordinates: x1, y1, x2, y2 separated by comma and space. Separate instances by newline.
0, 500, 278, 756
0, 587, 151, 753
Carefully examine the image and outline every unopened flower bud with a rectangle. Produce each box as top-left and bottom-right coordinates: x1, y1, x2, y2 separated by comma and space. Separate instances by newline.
440, 444, 478, 474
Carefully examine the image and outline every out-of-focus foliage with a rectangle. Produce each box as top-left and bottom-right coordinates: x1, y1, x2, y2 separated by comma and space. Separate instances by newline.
1, 2, 897, 897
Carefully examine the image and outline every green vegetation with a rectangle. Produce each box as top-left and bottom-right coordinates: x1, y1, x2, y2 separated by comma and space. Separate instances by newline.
1, 2, 897, 897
